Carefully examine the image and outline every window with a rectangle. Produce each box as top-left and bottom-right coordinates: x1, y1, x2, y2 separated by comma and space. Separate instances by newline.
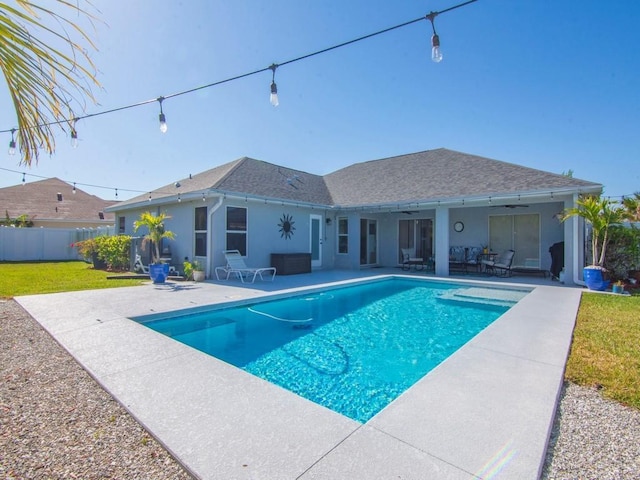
118, 216, 125, 234
226, 206, 247, 255
194, 206, 207, 257
337, 217, 348, 254
398, 219, 432, 263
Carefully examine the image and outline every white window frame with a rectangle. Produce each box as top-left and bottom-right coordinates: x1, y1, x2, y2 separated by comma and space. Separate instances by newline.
225, 205, 248, 255
337, 216, 348, 254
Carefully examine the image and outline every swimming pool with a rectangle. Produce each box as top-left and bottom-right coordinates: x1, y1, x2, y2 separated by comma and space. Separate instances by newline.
136, 278, 529, 422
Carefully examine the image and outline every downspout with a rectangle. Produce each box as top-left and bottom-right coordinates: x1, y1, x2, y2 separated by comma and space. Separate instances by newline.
206, 195, 224, 278
572, 205, 586, 287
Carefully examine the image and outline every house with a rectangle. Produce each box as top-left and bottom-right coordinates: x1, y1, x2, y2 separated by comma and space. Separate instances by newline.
0, 177, 116, 228
106, 148, 602, 284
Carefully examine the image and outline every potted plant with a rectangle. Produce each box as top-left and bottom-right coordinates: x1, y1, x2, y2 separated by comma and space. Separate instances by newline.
612, 280, 624, 294
183, 259, 205, 282
192, 260, 205, 282
562, 195, 627, 291
134, 211, 175, 284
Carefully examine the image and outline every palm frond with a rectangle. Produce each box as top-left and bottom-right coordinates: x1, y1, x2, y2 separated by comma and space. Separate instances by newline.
0, 1, 101, 165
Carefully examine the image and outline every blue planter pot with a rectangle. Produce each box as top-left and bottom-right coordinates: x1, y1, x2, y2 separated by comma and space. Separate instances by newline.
583, 267, 610, 291
149, 263, 169, 284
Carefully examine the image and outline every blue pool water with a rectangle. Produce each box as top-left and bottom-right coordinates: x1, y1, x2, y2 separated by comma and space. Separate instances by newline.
137, 278, 529, 422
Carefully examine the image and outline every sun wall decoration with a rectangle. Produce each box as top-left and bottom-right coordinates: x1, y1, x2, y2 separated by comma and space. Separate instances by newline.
278, 213, 295, 239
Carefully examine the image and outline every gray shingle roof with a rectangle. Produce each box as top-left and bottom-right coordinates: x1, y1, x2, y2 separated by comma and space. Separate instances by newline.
113, 149, 601, 210
117, 157, 333, 207
324, 149, 601, 206
0, 177, 116, 224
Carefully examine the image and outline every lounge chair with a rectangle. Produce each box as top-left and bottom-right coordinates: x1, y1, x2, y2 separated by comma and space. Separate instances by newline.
481, 249, 515, 277
215, 250, 276, 283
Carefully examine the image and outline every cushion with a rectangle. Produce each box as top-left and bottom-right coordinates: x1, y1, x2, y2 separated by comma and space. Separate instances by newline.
449, 246, 466, 263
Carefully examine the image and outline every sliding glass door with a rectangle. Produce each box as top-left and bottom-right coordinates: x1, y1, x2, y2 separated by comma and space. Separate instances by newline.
360, 219, 378, 266
488, 214, 540, 268
398, 219, 433, 263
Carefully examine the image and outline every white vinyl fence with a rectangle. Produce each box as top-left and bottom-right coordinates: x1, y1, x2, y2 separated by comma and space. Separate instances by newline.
0, 226, 115, 261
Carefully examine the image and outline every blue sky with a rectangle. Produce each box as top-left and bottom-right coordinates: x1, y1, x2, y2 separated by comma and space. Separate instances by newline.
1, 0, 639, 201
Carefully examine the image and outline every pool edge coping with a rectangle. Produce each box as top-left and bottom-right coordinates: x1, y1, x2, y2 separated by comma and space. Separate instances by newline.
15, 273, 580, 479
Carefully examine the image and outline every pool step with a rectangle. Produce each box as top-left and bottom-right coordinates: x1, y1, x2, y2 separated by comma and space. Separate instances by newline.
438, 287, 527, 307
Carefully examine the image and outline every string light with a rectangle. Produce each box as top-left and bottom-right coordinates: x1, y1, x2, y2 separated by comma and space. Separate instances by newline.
158, 97, 168, 133
22, 172, 25, 185
426, 12, 442, 63
72, 182, 77, 194
8, 128, 16, 155
269, 64, 279, 107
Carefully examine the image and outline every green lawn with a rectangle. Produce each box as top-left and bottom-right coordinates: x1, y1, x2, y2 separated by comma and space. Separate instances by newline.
2, 261, 639, 410
0, 261, 145, 298
565, 292, 640, 409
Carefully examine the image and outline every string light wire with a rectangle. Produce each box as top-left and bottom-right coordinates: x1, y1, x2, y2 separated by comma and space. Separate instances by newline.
0, 0, 477, 136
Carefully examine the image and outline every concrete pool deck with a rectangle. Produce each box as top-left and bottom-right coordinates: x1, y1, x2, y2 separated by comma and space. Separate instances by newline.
16, 270, 583, 479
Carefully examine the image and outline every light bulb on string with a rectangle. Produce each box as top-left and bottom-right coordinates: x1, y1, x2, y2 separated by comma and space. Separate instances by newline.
157, 97, 168, 133
21, 172, 25, 185
72, 182, 77, 194
8, 128, 16, 155
426, 12, 443, 63
269, 64, 279, 107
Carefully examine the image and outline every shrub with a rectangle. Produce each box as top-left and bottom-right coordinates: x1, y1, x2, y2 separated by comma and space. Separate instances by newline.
605, 226, 640, 280
96, 235, 132, 271
73, 235, 132, 271
73, 237, 100, 260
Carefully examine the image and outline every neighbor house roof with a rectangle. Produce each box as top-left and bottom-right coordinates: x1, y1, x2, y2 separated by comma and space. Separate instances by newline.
0, 177, 116, 225
109, 148, 602, 211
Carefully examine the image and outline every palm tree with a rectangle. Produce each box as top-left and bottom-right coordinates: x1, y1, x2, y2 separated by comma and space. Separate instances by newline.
562, 195, 627, 267
0, 1, 100, 165
133, 212, 175, 264
622, 192, 640, 223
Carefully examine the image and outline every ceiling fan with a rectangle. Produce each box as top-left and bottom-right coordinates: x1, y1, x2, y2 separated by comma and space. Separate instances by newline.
491, 204, 529, 209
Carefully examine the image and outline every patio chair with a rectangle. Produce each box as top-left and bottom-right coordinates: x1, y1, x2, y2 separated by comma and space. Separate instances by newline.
401, 248, 424, 271
481, 249, 515, 277
464, 246, 484, 273
215, 250, 276, 283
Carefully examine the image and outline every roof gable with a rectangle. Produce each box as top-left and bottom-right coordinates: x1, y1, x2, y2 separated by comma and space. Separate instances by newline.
117, 157, 333, 207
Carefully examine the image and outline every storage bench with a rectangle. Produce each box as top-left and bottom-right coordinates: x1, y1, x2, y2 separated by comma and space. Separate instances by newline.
270, 253, 311, 275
